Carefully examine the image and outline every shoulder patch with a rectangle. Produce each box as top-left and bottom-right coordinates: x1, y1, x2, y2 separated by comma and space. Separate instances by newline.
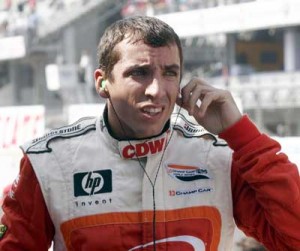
171, 112, 227, 146
0, 224, 7, 239
21, 117, 97, 154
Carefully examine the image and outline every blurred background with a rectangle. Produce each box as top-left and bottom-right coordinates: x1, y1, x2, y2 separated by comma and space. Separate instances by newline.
1, 0, 300, 250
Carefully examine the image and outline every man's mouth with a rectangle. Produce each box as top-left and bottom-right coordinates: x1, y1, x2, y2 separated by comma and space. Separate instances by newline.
142, 107, 163, 116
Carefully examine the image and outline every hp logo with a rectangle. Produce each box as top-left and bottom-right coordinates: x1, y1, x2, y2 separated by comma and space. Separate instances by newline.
82, 172, 104, 195
74, 170, 112, 197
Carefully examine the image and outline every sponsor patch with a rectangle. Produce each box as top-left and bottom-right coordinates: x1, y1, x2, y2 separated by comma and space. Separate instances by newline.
166, 164, 210, 182
61, 206, 222, 250
171, 112, 208, 137
169, 187, 212, 197
73, 170, 112, 197
0, 224, 7, 239
21, 117, 97, 153
171, 112, 227, 146
8, 174, 20, 200
119, 130, 170, 159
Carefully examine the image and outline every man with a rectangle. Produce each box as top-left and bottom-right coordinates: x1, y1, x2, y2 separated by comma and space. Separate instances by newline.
1, 16, 300, 251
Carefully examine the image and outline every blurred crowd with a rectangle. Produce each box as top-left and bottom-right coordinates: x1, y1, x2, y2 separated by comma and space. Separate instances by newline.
0, 0, 37, 37
0, 0, 256, 38
121, 0, 255, 17
0, 0, 92, 38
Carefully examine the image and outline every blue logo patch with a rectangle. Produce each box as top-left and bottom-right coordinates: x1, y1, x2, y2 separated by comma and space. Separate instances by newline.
166, 164, 210, 182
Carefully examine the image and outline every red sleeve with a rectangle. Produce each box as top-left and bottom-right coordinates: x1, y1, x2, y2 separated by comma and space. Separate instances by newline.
219, 115, 300, 251
0, 155, 55, 251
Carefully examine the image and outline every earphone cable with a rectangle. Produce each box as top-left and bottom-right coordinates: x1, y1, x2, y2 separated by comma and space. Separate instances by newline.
109, 97, 182, 250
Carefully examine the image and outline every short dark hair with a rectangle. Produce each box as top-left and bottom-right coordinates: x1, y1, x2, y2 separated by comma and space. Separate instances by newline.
97, 16, 183, 80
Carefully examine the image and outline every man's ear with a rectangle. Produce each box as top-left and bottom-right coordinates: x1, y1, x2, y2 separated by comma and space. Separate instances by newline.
94, 69, 109, 98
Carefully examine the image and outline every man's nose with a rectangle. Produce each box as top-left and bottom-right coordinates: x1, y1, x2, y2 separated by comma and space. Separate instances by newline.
145, 78, 164, 99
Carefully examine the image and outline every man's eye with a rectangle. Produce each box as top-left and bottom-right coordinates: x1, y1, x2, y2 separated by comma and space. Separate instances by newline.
131, 68, 147, 76
165, 71, 178, 77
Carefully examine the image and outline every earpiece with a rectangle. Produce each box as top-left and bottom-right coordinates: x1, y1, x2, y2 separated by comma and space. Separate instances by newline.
101, 79, 107, 90
98, 79, 109, 98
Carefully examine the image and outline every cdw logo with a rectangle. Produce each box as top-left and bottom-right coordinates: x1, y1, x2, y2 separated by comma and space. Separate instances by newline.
73, 170, 112, 197
121, 137, 166, 159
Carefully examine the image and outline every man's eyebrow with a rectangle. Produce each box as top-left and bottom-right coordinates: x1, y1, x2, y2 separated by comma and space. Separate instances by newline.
125, 64, 150, 71
164, 64, 180, 71
124, 63, 180, 73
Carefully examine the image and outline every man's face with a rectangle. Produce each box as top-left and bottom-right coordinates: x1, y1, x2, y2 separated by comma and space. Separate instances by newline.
106, 38, 181, 139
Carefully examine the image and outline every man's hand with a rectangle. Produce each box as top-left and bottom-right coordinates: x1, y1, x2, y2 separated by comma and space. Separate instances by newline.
176, 78, 242, 134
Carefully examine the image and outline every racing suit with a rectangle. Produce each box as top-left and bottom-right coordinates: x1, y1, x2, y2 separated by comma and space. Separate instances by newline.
0, 110, 300, 251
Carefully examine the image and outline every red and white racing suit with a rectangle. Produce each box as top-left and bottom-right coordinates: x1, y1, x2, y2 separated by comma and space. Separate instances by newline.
0, 111, 300, 251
